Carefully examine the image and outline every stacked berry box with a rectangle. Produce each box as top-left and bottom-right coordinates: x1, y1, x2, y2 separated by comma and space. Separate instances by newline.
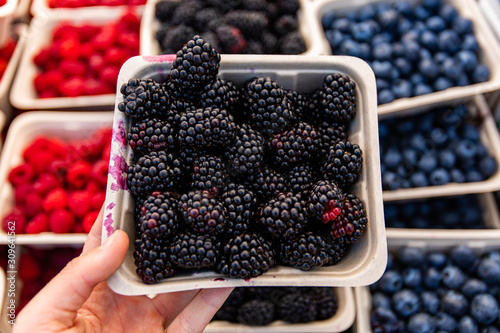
103, 53, 386, 295
303, 0, 500, 115
0, 111, 114, 244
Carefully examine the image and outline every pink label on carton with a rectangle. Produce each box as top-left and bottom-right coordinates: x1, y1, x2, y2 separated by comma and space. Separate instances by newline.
142, 55, 176, 63
104, 212, 114, 237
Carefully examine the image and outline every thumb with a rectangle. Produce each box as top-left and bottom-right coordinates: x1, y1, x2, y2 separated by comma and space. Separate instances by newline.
15, 230, 129, 331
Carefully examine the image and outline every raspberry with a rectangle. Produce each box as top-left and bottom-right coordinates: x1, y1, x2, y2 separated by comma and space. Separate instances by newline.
91, 160, 109, 186
24, 150, 55, 174
60, 60, 86, 77
8, 164, 34, 186
66, 161, 92, 189
90, 192, 106, 210
33, 173, 61, 196
68, 191, 92, 218
14, 184, 33, 207
25, 214, 50, 234
18, 253, 42, 282
2, 208, 26, 234
49, 209, 75, 233
85, 182, 102, 194
43, 188, 68, 212
58, 77, 86, 97
24, 193, 43, 218
82, 211, 99, 233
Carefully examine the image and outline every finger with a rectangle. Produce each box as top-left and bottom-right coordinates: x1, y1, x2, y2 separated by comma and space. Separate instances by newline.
81, 204, 105, 255
152, 290, 199, 327
166, 288, 234, 333
15, 230, 129, 331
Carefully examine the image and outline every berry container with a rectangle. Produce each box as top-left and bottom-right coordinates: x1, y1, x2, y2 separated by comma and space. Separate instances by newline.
478, 0, 500, 45
382, 94, 500, 202
140, 0, 322, 56
353, 235, 500, 333
0, 0, 18, 47
206, 287, 355, 333
303, 0, 500, 115
0, 111, 114, 244
103, 54, 386, 295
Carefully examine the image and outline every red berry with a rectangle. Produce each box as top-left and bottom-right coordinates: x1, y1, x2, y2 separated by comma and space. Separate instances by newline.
101, 65, 119, 86
85, 181, 102, 194
39, 90, 58, 99
14, 183, 33, 206
33, 173, 62, 196
58, 77, 86, 97
24, 193, 44, 218
66, 161, 92, 189
2, 208, 26, 234
60, 60, 86, 78
19, 253, 42, 281
43, 188, 68, 212
68, 191, 92, 218
57, 37, 81, 60
82, 211, 99, 233
8, 163, 34, 186
33, 48, 52, 67
102, 142, 111, 161
88, 54, 105, 73
49, 209, 75, 233
90, 192, 105, 210
25, 213, 50, 234
91, 160, 109, 186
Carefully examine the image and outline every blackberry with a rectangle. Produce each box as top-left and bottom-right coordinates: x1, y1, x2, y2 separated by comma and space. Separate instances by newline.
224, 10, 269, 39
245, 40, 264, 54
322, 141, 363, 188
285, 89, 309, 122
171, 1, 203, 26
273, 15, 298, 38
278, 0, 300, 15
134, 236, 174, 284
237, 299, 275, 326
215, 25, 247, 54
159, 25, 196, 56
308, 288, 338, 320
207, 0, 240, 13
214, 287, 247, 322
148, 81, 170, 119
317, 121, 348, 158
194, 8, 221, 32
170, 35, 221, 92
277, 292, 317, 323
286, 163, 316, 193
118, 78, 154, 119
267, 121, 320, 170
127, 151, 184, 197
226, 124, 265, 179
178, 190, 226, 235
169, 231, 219, 269
247, 166, 289, 202
127, 118, 177, 156
136, 192, 180, 241
323, 240, 347, 266
280, 31, 307, 55
155, 1, 177, 22
319, 73, 357, 124
217, 232, 276, 279
307, 180, 345, 224
178, 106, 237, 150
198, 77, 240, 112
190, 154, 229, 194
280, 231, 329, 271
221, 183, 257, 237
241, 0, 267, 11
302, 89, 323, 126
331, 193, 367, 244
261, 32, 278, 54
242, 76, 294, 138
245, 286, 276, 301
259, 192, 308, 241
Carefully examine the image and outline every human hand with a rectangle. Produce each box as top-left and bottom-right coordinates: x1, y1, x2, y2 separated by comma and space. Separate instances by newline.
14, 206, 234, 333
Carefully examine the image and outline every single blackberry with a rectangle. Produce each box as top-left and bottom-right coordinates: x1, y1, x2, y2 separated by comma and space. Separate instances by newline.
164, 80, 198, 105
170, 35, 221, 92
171, 0, 203, 26
159, 24, 196, 55
322, 141, 363, 188
278, 0, 300, 15
280, 31, 307, 55
136, 192, 180, 241
259, 192, 308, 241
285, 89, 309, 122
307, 180, 345, 224
308, 288, 338, 320
155, 1, 178, 22
244, 40, 264, 54
118, 78, 154, 119
317, 121, 348, 158
127, 151, 184, 197
190, 154, 229, 194
242, 76, 294, 138
331, 193, 368, 244
221, 183, 257, 237
134, 236, 174, 284
194, 8, 221, 32
127, 118, 177, 156
261, 32, 278, 54
178, 106, 237, 150
277, 292, 317, 323
286, 163, 316, 193
302, 89, 323, 126
215, 25, 247, 54
267, 121, 320, 170
226, 124, 265, 179
169, 231, 219, 269
177, 144, 202, 176
198, 77, 240, 112
217, 232, 276, 279
237, 299, 275, 326
323, 240, 347, 266
207, 0, 240, 13
245, 286, 276, 301
214, 287, 247, 322
319, 73, 356, 124
241, 0, 267, 11
280, 231, 329, 271
148, 81, 170, 119
224, 10, 269, 39
178, 190, 226, 235
246, 166, 289, 202
273, 15, 298, 38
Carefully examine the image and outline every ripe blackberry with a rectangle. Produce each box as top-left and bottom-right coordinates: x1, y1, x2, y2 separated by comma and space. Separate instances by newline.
214, 287, 247, 322
178, 106, 237, 150
190, 154, 229, 194
226, 124, 265, 179
280, 231, 329, 271
285, 89, 309, 122
307, 180, 345, 224
127, 118, 177, 156
308, 288, 338, 320
261, 32, 278, 54
134, 236, 174, 284
159, 25, 196, 55
280, 31, 307, 55
242, 76, 294, 138
118, 78, 154, 119
237, 299, 275, 326
273, 15, 298, 38
178, 190, 226, 235
198, 77, 240, 113
217, 232, 276, 279
215, 25, 247, 54
278, 0, 300, 15
259, 192, 308, 241
207, 0, 240, 13
301, 89, 323, 126
221, 183, 257, 237
171, 0, 203, 26
136, 192, 180, 241
277, 292, 317, 323
127, 151, 184, 197
170, 35, 221, 92
286, 163, 316, 193
247, 166, 289, 202
317, 121, 348, 158
319, 73, 357, 124
331, 193, 368, 244
194, 8, 221, 32
322, 141, 363, 188
224, 10, 269, 39
155, 1, 177, 22
267, 121, 320, 170
241, 0, 267, 11
169, 231, 219, 269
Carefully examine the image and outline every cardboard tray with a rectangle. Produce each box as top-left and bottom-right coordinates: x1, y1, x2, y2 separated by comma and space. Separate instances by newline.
0, 111, 114, 245
303, 0, 500, 115
103, 54, 387, 295
381, 94, 500, 202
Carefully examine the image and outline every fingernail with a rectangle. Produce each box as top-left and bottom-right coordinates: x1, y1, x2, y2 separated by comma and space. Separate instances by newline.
101, 231, 119, 250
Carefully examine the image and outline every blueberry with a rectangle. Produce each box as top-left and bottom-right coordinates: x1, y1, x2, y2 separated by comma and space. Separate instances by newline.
456, 50, 478, 73
394, 1, 413, 16
402, 39, 422, 62
429, 168, 451, 185
393, 80, 412, 98
487, 250, 500, 264
458, 316, 478, 333
410, 171, 429, 187
442, 290, 469, 317
370, 307, 400, 333
441, 265, 466, 288
410, 133, 431, 152
415, 83, 433, 96
400, 247, 425, 268
475, 143, 488, 159
431, 128, 449, 146
325, 30, 346, 49
424, 267, 442, 289
421, 291, 440, 315
441, 104, 468, 126
357, 4, 376, 21
387, 251, 394, 270
435, 312, 457, 332
417, 112, 435, 133
394, 57, 413, 78
322, 12, 337, 29
373, 42, 393, 60
450, 168, 466, 183
332, 18, 351, 33
376, 8, 398, 29
372, 32, 395, 45
477, 258, 500, 285
384, 204, 398, 220
403, 149, 420, 167
434, 51, 449, 65
472, 64, 490, 83
340, 39, 365, 58
466, 169, 484, 182
456, 74, 471, 86
372, 60, 394, 80
383, 148, 403, 169
462, 278, 488, 299
379, 89, 395, 104
434, 77, 453, 92
439, 150, 456, 168
402, 267, 422, 287
482, 327, 500, 333
411, 216, 431, 228
379, 270, 403, 293
455, 140, 477, 160
440, 4, 459, 23
397, 18, 413, 36
392, 289, 421, 317
351, 20, 380, 42
422, 0, 442, 10
372, 292, 391, 309
397, 164, 412, 178
441, 210, 460, 228
383, 171, 402, 190
419, 58, 439, 79
427, 251, 448, 268
407, 312, 436, 333
418, 153, 438, 173
450, 245, 477, 269
420, 30, 439, 51
426, 16, 446, 32
442, 57, 464, 80
376, 78, 391, 91
453, 17, 473, 35
414, 5, 432, 21
439, 30, 461, 53
419, 48, 433, 60
462, 34, 479, 52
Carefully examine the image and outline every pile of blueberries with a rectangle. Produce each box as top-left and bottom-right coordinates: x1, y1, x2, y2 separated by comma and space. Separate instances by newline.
321, 0, 490, 104
384, 195, 486, 229
370, 246, 500, 332
380, 103, 498, 190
